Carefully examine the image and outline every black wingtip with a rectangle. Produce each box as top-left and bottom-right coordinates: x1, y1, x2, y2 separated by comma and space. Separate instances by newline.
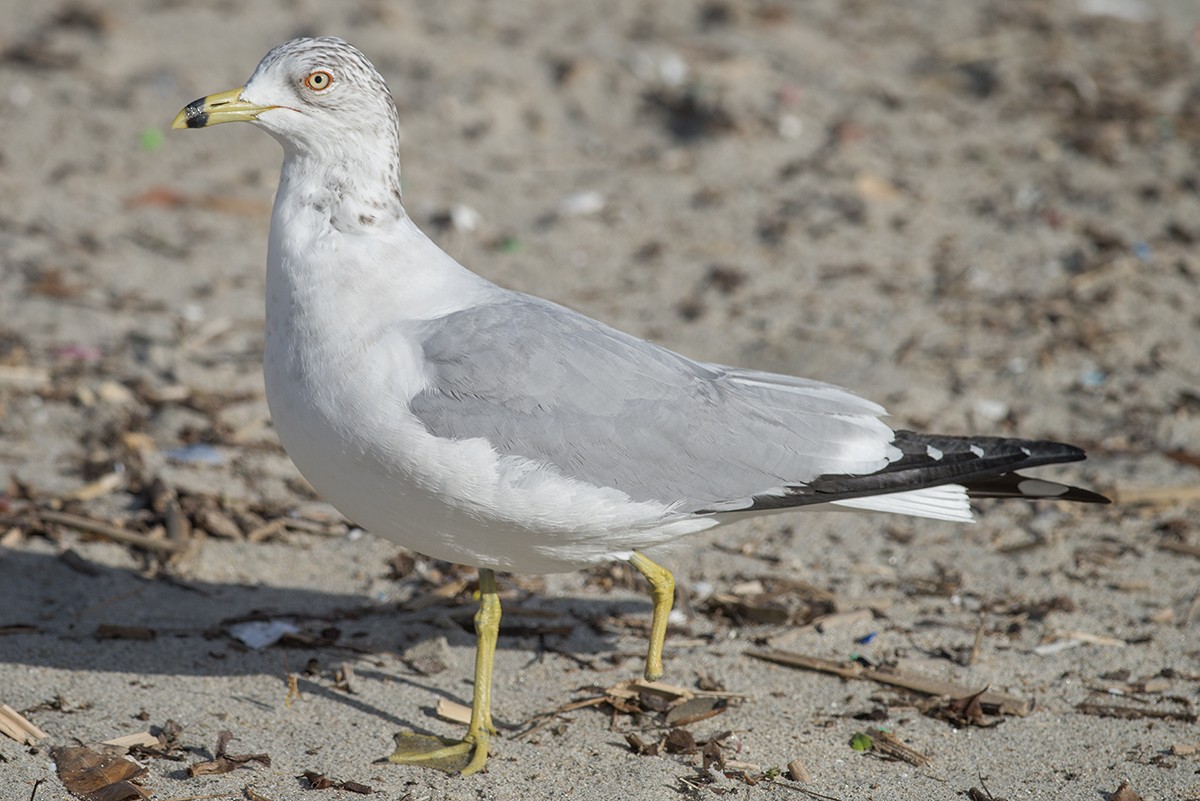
963, 473, 1111, 504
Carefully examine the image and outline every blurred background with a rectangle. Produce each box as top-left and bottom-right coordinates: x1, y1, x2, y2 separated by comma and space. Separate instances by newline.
1, 1, 1198, 798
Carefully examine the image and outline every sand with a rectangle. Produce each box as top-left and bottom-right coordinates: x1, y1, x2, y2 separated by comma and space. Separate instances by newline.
1, 1, 1198, 799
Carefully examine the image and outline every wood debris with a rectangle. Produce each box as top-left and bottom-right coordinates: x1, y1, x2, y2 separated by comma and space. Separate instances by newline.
512, 694, 610, 742
1110, 780, 1145, 801
786, 758, 812, 782
435, 697, 473, 725
923, 688, 1004, 728
0, 704, 47, 744
188, 731, 271, 777
701, 576, 838, 628
66, 472, 125, 503
299, 771, 373, 794
746, 648, 1030, 716
100, 732, 160, 751
1158, 539, 1200, 559
132, 719, 185, 760
966, 780, 1009, 801
332, 661, 357, 694
857, 727, 931, 767
606, 678, 693, 703
1033, 628, 1126, 656
284, 673, 300, 708
1075, 699, 1196, 723
37, 510, 188, 555
244, 788, 278, 801
603, 678, 742, 723
627, 728, 734, 760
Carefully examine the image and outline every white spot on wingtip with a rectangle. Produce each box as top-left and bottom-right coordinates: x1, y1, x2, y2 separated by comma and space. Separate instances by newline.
969, 445, 985, 457
1020, 447, 1032, 456
926, 444, 944, 460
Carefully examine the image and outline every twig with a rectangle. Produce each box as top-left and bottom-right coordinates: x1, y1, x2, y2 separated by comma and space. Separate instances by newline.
865, 727, 931, 767
1159, 540, 1200, 560
745, 648, 1030, 715
1075, 702, 1197, 722
0, 704, 48, 744
37, 510, 188, 554
514, 696, 609, 741
968, 616, 985, 666
1182, 590, 1200, 628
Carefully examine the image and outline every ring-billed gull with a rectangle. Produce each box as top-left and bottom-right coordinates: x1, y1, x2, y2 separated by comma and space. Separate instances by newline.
172, 37, 1108, 775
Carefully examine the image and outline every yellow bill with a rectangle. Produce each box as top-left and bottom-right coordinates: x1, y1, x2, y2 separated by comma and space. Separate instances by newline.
171, 87, 273, 129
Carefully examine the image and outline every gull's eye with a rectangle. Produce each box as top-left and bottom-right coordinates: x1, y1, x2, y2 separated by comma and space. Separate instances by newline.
304, 70, 333, 91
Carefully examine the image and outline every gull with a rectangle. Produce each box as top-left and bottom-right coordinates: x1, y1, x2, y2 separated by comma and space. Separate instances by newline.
172, 37, 1108, 775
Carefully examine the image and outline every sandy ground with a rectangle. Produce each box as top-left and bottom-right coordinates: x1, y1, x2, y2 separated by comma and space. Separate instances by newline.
2, 1, 1200, 799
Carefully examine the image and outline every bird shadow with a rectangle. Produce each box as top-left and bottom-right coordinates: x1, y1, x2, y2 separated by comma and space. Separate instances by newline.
0, 544, 654, 727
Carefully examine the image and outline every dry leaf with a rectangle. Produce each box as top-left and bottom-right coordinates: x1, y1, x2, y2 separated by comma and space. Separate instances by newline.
301, 770, 335, 789
52, 745, 149, 801
664, 728, 697, 755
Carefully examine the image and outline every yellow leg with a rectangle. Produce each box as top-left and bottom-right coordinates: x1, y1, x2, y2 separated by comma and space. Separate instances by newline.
389, 568, 501, 775
629, 552, 674, 681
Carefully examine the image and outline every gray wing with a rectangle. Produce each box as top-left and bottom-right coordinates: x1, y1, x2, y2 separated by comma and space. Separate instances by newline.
408, 294, 897, 512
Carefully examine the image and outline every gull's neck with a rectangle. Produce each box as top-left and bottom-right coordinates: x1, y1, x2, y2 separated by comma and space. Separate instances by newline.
267, 142, 501, 328
276, 131, 405, 234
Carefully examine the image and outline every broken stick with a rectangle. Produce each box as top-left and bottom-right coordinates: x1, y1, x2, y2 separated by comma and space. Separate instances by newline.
745, 648, 1030, 716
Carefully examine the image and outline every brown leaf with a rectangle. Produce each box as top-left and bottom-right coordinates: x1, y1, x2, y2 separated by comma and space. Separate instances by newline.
930, 688, 1003, 728
273, 767, 382, 797
625, 732, 658, 756
664, 728, 697, 755
701, 740, 725, 770
52, 745, 149, 801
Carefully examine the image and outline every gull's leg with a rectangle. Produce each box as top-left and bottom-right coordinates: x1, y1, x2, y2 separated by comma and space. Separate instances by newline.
629, 552, 674, 681
388, 569, 501, 775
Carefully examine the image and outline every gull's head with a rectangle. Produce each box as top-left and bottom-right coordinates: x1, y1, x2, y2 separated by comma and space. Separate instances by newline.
172, 37, 399, 158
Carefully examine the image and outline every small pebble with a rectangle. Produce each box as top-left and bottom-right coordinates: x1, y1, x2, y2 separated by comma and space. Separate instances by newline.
165, 443, 223, 465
